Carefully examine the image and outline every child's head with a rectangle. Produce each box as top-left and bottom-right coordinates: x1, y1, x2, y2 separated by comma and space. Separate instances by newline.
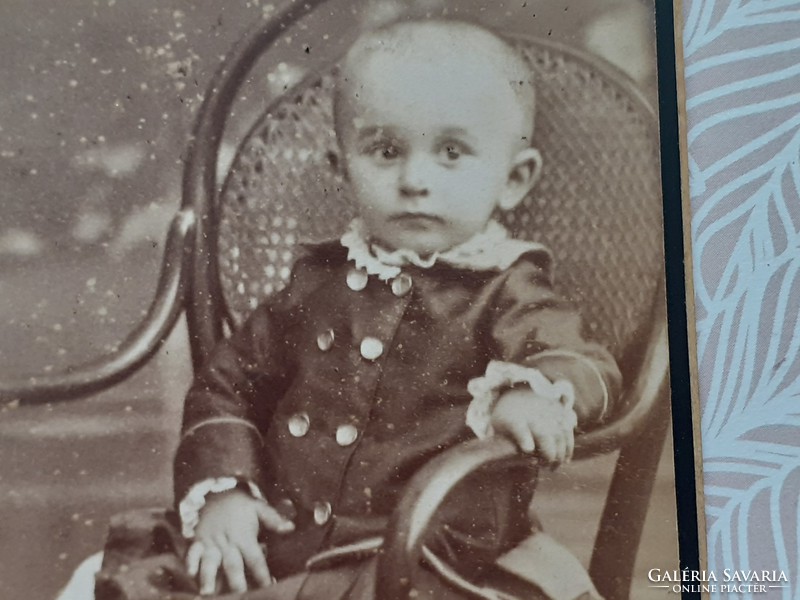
334, 19, 541, 256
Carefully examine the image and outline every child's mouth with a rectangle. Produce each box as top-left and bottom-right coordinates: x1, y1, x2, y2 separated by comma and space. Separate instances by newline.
390, 213, 445, 227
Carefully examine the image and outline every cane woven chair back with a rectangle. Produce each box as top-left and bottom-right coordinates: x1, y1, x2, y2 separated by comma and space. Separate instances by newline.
217, 38, 663, 376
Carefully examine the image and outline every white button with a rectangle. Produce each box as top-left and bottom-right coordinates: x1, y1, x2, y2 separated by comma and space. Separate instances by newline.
335, 424, 358, 447
360, 337, 384, 361
288, 412, 310, 437
346, 268, 369, 291
316, 329, 335, 351
313, 501, 332, 525
391, 273, 412, 297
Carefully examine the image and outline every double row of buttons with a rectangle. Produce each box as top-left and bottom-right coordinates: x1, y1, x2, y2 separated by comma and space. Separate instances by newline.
316, 328, 385, 361
275, 497, 332, 526
346, 268, 413, 298
315, 268, 414, 361
283, 411, 345, 528
287, 412, 359, 447
272, 270, 413, 533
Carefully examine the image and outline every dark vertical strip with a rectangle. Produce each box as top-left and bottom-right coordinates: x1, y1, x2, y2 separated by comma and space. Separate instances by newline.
654, 1, 702, 598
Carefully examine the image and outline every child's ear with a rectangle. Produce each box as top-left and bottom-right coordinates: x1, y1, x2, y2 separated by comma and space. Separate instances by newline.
498, 148, 543, 211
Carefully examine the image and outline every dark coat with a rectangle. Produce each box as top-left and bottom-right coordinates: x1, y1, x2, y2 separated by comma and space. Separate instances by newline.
173, 241, 621, 580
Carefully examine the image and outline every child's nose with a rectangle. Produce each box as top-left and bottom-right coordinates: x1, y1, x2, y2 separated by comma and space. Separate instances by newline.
398, 155, 430, 198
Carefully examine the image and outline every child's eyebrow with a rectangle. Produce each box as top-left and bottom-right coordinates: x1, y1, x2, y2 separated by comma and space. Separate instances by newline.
355, 125, 395, 140
438, 127, 470, 137
435, 127, 478, 145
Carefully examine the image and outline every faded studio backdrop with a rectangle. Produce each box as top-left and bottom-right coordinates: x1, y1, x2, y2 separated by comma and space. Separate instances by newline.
0, 1, 678, 599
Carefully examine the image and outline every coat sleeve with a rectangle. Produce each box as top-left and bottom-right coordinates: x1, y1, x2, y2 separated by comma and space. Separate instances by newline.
425, 254, 623, 578
485, 251, 622, 429
172, 290, 295, 508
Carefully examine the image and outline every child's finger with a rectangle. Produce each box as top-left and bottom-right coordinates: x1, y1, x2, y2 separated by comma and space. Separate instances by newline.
199, 545, 223, 595
506, 419, 535, 453
255, 501, 295, 533
565, 429, 575, 462
564, 408, 578, 430
221, 543, 247, 593
546, 433, 562, 465
554, 431, 568, 464
239, 539, 272, 588
534, 430, 558, 462
186, 541, 203, 577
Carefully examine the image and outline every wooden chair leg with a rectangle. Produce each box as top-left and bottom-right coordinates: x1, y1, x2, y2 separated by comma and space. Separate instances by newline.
589, 394, 671, 600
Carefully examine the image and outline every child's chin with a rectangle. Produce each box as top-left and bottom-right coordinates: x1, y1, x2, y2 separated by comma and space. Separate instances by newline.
383, 233, 452, 256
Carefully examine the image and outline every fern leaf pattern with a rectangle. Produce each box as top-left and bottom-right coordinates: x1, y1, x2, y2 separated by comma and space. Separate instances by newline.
682, 0, 800, 596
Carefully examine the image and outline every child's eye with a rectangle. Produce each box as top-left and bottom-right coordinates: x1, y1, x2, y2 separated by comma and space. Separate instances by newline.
380, 144, 400, 160
445, 146, 460, 160
365, 141, 401, 161
438, 141, 470, 162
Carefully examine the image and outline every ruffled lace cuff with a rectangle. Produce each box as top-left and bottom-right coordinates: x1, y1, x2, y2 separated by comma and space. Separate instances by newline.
466, 360, 576, 439
179, 477, 264, 538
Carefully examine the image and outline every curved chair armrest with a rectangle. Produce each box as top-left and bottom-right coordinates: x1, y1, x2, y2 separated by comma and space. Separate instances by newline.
0, 209, 195, 405
378, 314, 670, 599
379, 436, 525, 599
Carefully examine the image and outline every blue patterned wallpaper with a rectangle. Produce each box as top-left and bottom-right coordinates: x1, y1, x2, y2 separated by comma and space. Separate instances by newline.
682, 1, 800, 597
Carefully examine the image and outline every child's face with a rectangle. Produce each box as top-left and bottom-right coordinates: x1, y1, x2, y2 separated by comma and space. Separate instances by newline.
339, 33, 538, 255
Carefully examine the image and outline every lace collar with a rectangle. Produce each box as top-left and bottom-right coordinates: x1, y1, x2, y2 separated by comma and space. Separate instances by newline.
339, 219, 549, 281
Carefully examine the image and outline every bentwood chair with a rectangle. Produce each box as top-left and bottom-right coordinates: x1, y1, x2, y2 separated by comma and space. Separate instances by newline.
2, 2, 672, 598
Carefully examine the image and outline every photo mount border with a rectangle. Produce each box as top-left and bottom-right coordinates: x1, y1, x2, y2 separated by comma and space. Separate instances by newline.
655, 0, 704, 597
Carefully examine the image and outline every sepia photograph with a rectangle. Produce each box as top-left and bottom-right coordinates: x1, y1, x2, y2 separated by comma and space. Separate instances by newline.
0, 1, 690, 599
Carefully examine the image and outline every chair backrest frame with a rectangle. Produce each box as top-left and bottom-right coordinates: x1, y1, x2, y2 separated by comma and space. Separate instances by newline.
181, 0, 327, 371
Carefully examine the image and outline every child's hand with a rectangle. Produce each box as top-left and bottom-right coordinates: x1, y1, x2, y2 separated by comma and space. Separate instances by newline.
185, 488, 295, 595
491, 387, 578, 464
